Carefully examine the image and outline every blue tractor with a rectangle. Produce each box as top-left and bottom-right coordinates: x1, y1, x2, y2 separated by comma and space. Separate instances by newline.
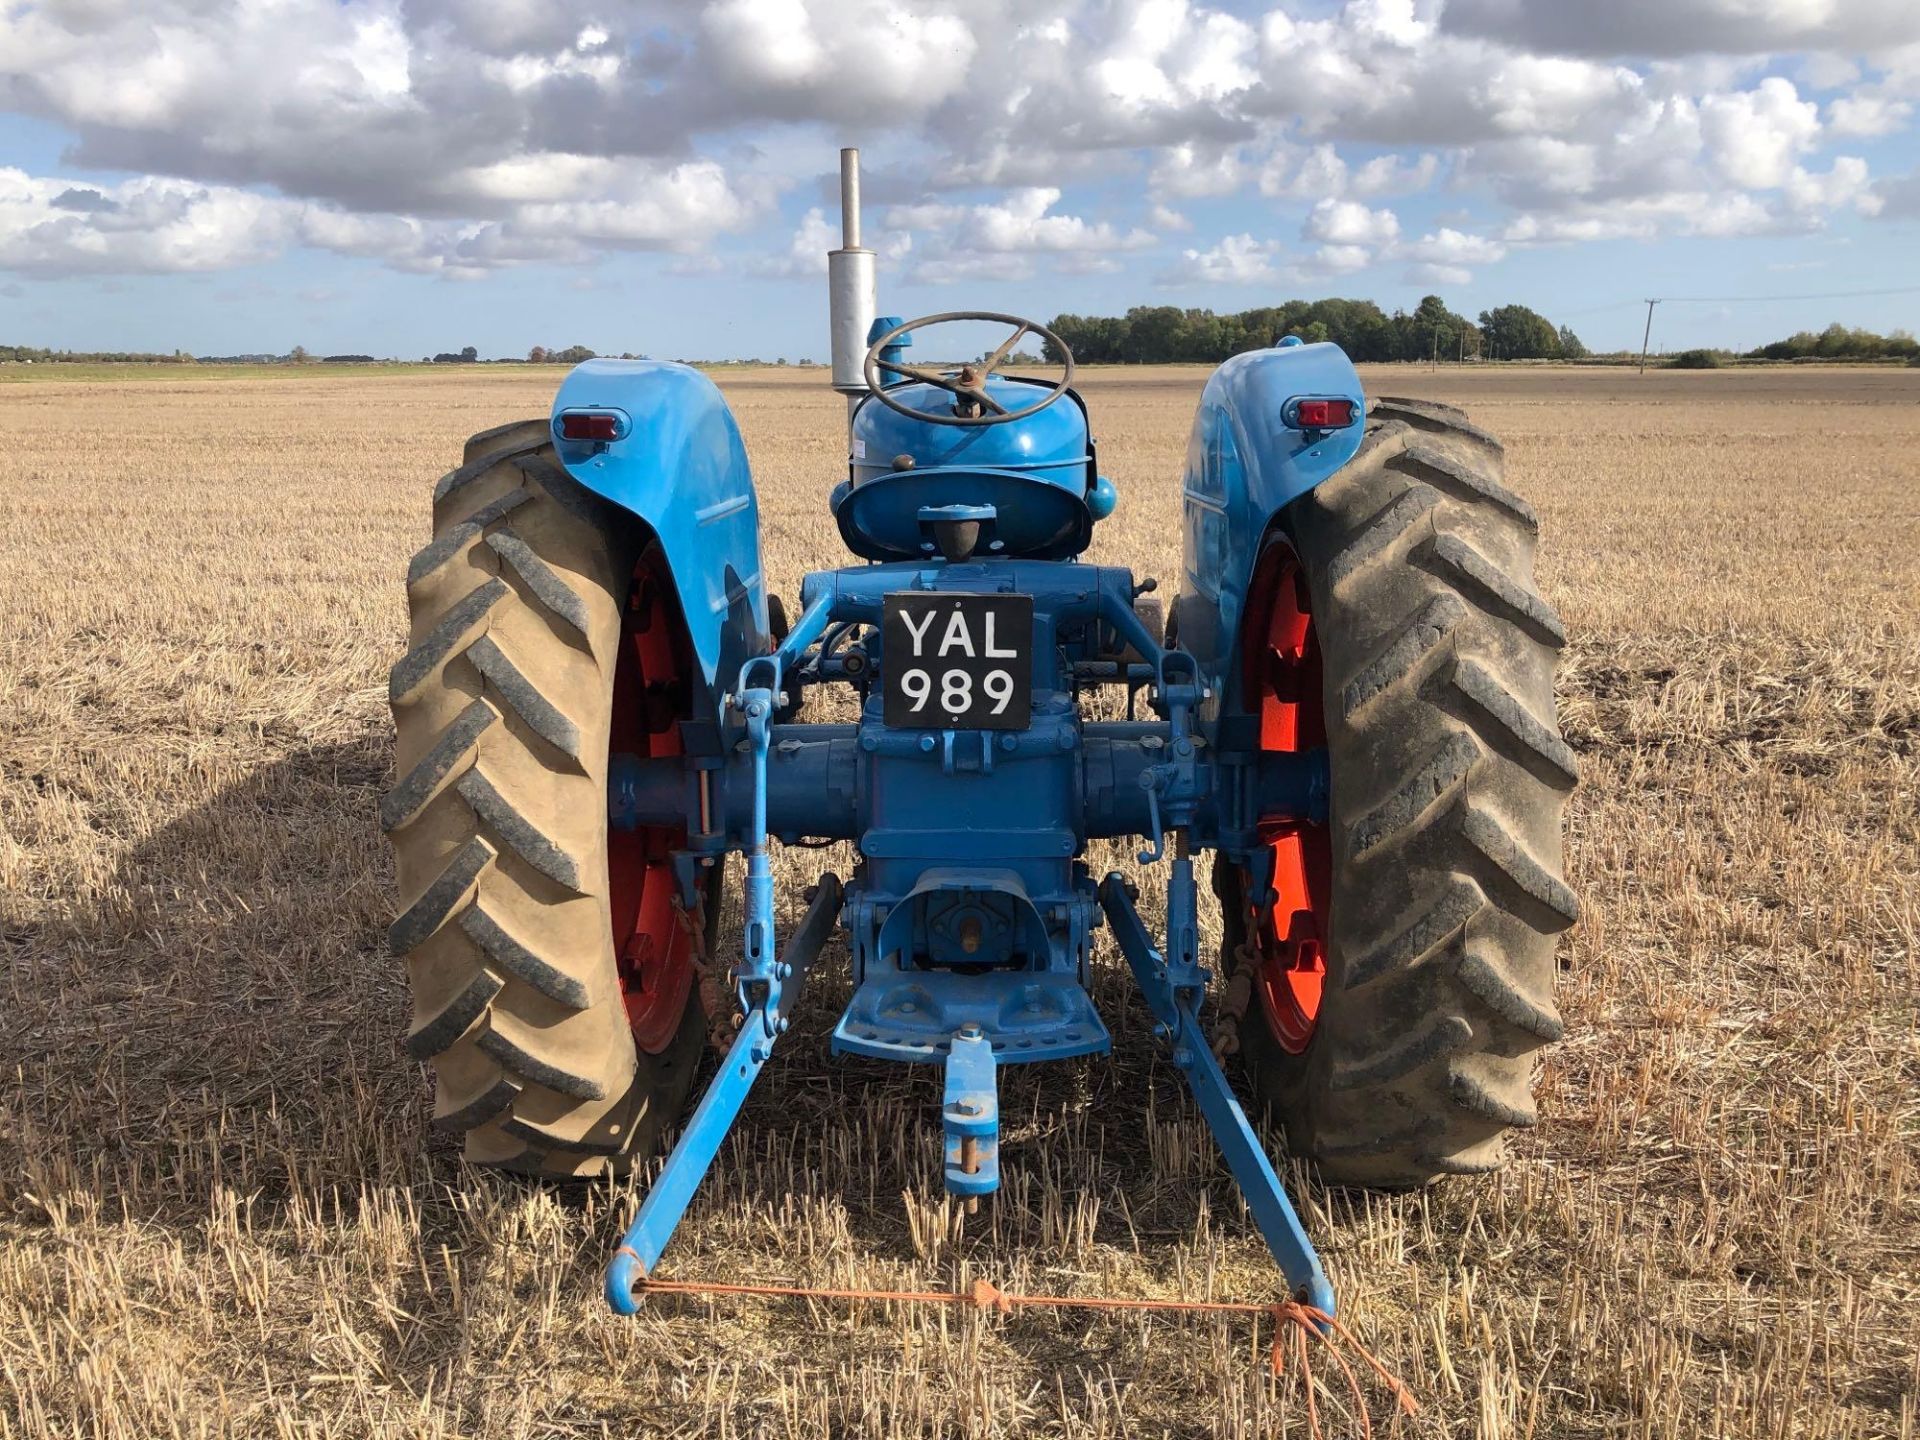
384, 151, 1577, 1319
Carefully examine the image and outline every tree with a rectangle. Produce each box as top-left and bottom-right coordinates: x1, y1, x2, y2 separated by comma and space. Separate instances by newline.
528, 345, 549, 363
1120, 306, 1186, 363
1398, 295, 1478, 362
1477, 305, 1561, 360
288, 344, 310, 363
1557, 325, 1588, 360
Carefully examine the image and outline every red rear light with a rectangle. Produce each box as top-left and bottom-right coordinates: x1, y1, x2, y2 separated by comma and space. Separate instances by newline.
560, 411, 621, 441
1294, 398, 1355, 430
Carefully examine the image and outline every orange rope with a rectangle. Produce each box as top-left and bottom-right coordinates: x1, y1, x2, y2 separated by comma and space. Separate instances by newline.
616, 1249, 1417, 1435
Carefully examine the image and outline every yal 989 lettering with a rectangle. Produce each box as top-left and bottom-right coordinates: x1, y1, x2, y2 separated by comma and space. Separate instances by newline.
882, 592, 1033, 730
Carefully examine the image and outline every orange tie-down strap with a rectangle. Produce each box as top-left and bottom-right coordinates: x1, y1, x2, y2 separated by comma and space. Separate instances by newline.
616, 1251, 1418, 1437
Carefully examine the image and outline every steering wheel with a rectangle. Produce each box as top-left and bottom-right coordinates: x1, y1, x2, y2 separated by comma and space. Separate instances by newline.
863, 311, 1075, 428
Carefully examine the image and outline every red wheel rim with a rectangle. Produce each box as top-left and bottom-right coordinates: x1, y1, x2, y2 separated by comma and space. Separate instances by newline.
609, 549, 697, 1054
1242, 542, 1332, 1055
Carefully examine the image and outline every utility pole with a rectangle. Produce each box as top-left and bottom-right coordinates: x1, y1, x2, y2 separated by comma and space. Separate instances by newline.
1459, 328, 1466, 363
1639, 299, 1659, 374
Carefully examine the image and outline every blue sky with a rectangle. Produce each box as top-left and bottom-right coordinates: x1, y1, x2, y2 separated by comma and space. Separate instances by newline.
2, 0, 1917, 360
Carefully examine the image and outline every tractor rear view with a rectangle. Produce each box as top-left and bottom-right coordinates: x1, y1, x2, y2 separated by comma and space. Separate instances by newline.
384, 149, 1576, 1320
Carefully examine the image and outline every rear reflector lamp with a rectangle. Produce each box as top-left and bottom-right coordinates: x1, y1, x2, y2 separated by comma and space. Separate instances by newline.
1293, 398, 1356, 430
559, 410, 623, 442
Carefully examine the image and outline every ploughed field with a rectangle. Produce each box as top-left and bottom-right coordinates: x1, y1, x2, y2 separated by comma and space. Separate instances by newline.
1, 362, 1915, 1438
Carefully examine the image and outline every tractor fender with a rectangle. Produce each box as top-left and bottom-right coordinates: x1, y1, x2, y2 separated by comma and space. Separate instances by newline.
548, 359, 769, 711
1170, 341, 1365, 712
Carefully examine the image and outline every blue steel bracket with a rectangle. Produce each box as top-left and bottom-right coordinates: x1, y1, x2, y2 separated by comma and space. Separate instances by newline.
1097, 871, 1337, 1318
942, 1026, 1000, 1200
733, 684, 781, 1031
605, 873, 844, 1314
729, 587, 840, 1031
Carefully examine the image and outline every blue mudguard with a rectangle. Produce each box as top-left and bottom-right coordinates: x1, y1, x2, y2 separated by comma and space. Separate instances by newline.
1171, 341, 1365, 709
549, 360, 768, 710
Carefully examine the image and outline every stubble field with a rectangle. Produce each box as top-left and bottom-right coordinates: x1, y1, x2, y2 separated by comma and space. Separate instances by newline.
1, 361, 1915, 1438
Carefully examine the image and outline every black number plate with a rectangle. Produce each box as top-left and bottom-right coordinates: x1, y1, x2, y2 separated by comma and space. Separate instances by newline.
883, 593, 1033, 730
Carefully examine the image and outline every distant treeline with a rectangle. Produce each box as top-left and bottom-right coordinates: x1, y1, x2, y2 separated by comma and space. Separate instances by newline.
1, 345, 199, 363
8, 316, 1916, 368
1044, 297, 1588, 364
1744, 324, 1917, 362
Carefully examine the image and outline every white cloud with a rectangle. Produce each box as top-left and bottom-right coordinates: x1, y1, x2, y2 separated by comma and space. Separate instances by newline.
1827, 93, 1914, 137
1304, 197, 1400, 248
699, 0, 978, 116
890, 186, 1154, 284
1149, 143, 1248, 199
1310, 242, 1374, 275
0, 0, 1911, 287
1784, 156, 1883, 215
1477, 54, 1645, 136
909, 251, 1034, 285
1682, 191, 1790, 237
0, 159, 760, 280
887, 189, 1153, 264
0, 170, 291, 275
966, 188, 1155, 253
748, 205, 912, 277
1350, 151, 1440, 196
1699, 78, 1821, 188
1167, 233, 1289, 284
1260, 144, 1349, 199
1401, 227, 1507, 267
1093, 3, 1257, 107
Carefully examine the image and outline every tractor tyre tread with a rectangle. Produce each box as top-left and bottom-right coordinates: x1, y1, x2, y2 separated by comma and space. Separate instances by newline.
1231, 402, 1574, 1187
386, 421, 709, 1178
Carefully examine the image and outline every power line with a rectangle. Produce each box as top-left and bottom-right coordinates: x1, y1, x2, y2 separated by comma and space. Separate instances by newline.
1653, 284, 1920, 304
1551, 299, 1645, 318
1629, 284, 1920, 370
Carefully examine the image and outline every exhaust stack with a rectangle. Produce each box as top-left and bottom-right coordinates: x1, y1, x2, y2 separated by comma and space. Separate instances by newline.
828, 148, 876, 398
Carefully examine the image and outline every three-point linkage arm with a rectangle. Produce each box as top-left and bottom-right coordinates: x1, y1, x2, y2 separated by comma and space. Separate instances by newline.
1089, 593, 1336, 1317
605, 588, 842, 1314
1098, 872, 1335, 1317
605, 873, 843, 1312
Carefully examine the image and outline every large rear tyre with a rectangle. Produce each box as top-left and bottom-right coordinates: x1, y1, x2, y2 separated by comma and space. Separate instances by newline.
1220, 397, 1579, 1186
385, 419, 715, 1178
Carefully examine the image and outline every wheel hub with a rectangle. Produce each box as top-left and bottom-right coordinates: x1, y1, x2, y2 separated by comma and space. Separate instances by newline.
1245, 543, 1332, 1056
609, 553, 698, 1055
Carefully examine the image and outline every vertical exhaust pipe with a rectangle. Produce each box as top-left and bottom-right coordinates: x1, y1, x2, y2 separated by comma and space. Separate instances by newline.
828, 148, 876, 404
